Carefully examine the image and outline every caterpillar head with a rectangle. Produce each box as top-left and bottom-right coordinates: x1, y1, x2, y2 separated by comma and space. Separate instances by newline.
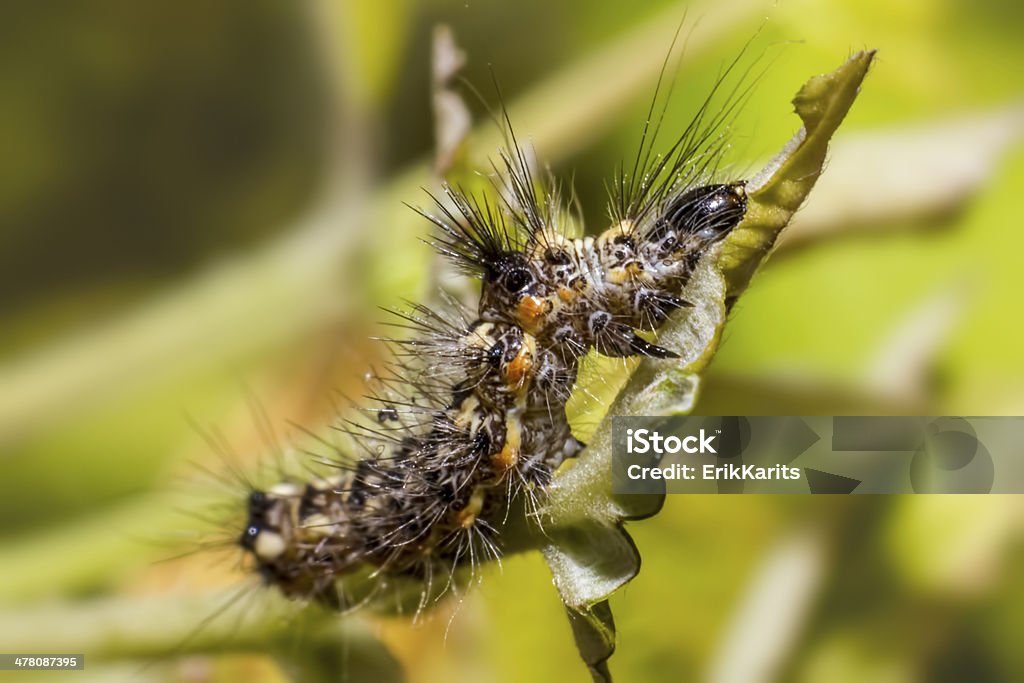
644, 182, 747, 262
238, 484, 343, 607
239, 489, 289, 567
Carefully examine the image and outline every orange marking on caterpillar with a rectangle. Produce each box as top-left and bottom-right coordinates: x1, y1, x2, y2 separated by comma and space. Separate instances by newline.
492, 411, 523, 471
505, 335, 536, 392
494, 442, 520, 472
515, 295, 550, 333
455, 487, 486, 528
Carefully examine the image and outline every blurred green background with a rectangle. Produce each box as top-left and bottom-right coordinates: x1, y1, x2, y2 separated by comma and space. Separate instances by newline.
1, 0, 1022, 681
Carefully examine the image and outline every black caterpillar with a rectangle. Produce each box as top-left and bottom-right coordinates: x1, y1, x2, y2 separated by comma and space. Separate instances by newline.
236, 61, 750, 611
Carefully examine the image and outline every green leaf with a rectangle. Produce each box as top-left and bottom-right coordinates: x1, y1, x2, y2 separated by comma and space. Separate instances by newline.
541, 50, 877, 682
720, 50, 878, 302
542, 520, 642, 611
565, 600, 617, 683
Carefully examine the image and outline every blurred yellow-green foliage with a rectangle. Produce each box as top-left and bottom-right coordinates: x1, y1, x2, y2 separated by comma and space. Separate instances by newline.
1, 0, 1023, 681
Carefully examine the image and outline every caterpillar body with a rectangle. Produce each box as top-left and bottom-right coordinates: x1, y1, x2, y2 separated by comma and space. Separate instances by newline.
236, 76, 750, 610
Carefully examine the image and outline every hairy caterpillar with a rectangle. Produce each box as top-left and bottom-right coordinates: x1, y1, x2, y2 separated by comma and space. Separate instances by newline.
234, 47, 751, 613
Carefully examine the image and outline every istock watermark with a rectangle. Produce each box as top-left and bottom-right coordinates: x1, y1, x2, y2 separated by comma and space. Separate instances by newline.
625, 427, 719, 454
611, 416, 1024, 494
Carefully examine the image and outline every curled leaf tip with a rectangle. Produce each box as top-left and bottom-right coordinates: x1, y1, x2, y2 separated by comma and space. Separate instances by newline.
541, 49, 876, 682
722, 49, 877, 300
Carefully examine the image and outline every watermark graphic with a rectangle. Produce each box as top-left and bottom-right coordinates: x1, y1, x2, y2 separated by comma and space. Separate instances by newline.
611, 417, 1022, 494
